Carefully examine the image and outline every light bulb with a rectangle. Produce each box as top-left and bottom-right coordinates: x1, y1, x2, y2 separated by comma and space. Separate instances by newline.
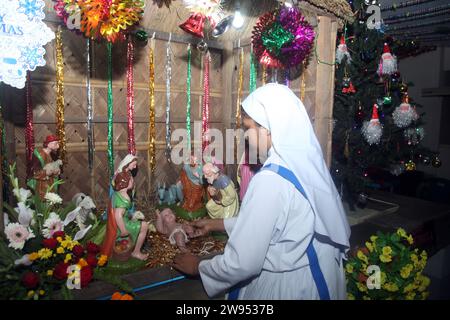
232, 10, 244, 29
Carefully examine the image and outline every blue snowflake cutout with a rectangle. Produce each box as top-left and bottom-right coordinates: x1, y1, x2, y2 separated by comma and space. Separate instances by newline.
17, 0, 45, 21
20, 46, 46, 71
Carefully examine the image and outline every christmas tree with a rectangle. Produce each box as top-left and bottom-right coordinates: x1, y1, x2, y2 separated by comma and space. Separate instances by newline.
331, 0, 440, 209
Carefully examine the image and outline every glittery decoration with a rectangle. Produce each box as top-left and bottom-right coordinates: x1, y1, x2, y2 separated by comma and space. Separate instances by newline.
404, 127, 425, 146
362, 104, 383, 145
107, 42, 114, 178
405, 160, 416, 171
25, 72, 35, 174
202, 52, 211, 156
148, 37, 156, 174
249, 51, 257, 92
55, 27, 66, 164
392, 94, 419, 128
127, 38, 136, 155
186, 44, 192, 153
54, 0, 145, 43
86, 38, 94, 172
235, 47, 244, 162
252, 7, 315, 68
165, 38, 172, 162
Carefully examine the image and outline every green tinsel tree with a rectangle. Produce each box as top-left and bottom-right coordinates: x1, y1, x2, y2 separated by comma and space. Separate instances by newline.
331, 0, 436, 209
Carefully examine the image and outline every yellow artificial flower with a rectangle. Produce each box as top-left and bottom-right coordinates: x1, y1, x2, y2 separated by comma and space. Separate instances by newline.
383, 282, 399, 292
78, 258, 88, 268
357, 250, 369, 264
365, 241, 374, 253
397, 228, 407, 238
47, 270, 54, 276
379, 254, 392, 263
39, 290, 45, 296
38, 248, 53, 260
370, 235, 378, 243
356, 283, 368, 293
98, 254, 108, 267
56, 247, 65, 254
420, 250, 427, 260
403, 283, 416, 293
400, 264, 413, 279
406, 235, 414, 245
345, 264, 354, 274
347, 293, 355, 300
56, 236, 63, 243
362, 295, 371, 300
421, 292, 429, 300
410, 253, 418, 264
27, 291, 35, 298
64, 254, 72, 264
382, 246, 392, 256
28, 252, 39, 261
406, 292, 416, 300
418, 275, 430, 292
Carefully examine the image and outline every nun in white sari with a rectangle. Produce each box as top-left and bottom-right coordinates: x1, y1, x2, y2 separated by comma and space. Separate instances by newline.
173, 84, 350, 300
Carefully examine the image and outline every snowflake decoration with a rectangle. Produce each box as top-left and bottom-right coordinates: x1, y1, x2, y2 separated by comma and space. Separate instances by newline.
20, 46, 46, 71
18, 0, 45, 21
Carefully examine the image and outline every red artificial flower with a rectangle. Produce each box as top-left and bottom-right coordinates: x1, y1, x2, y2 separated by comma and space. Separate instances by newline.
42, 238, 58, 250
53, 231, 65, 239
53, 262, 70, 281
72, 244, 85, 257
80, 266, 93, 288
22, 271, 39, 289
86, 254, 98, 267
86, 242, 100, 254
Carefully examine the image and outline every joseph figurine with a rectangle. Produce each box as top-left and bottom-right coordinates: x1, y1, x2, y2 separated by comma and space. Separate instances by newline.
26, 135, 61, 199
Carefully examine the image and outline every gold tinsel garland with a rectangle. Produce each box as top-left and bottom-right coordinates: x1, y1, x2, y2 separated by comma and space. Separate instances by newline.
148, 37, 156, 176
55, 27, 66, 163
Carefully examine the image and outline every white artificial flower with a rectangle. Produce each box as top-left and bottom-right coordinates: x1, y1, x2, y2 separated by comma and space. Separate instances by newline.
63, 207, 81, 226
73, 224, 92, 241
14, 254, 33, 266
42, 212, 64, 239
13, 188, 32, 203
45, 192, 63, 205
4, 223, 35, 250
15, 202, 34, 227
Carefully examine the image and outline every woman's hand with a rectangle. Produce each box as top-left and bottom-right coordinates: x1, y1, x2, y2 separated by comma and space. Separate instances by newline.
172, 253, 200, 276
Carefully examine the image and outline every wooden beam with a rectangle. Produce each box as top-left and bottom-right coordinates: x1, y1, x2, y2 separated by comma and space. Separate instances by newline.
314, 16, 338, 168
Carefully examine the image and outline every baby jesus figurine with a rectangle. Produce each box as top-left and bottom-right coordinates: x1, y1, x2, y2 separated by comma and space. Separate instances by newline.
155, 209, 194, 252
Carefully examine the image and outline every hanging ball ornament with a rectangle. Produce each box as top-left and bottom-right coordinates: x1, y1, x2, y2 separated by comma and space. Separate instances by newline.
197, 40, 208, 52
405, 160, 416, 171
422, 156, 431, 166
432, 156, 442, 168
356, 192, 369, 209
135, 29, 148, 42
399, 82, 408, 93
383, 96, 392, 106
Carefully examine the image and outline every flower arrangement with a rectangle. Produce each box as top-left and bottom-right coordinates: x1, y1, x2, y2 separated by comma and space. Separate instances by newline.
346, 228, 430, 300
0, 164, 106, 300
111, 291, 134, 300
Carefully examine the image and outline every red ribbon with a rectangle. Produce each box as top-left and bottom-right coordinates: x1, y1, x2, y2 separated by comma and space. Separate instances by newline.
25, 72, 35, 174
127, 38, 136, 155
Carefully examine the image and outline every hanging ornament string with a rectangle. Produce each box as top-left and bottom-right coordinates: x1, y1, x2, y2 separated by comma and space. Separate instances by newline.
249, 49, 257, 93
165, 34, 173, 163
300, 59, 306, 101
107, 42, 114, 179
235, 47, 244, 163
148, 35, 156, 175
55, 27, 66, 164
25, 72, 35, 174
86, 38, 94, 172
262, 64, 267, 85
202, 52, 211, 157
186, 43, 192, 154
127, 37, 136, 155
